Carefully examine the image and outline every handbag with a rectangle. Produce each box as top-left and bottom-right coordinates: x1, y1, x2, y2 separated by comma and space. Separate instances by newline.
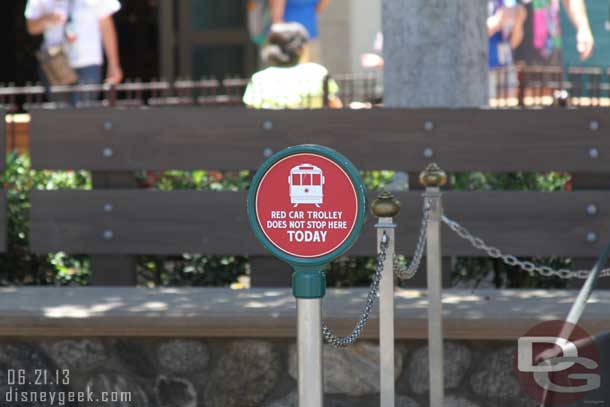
36, 0, 78, 86
36, 45, 78, 86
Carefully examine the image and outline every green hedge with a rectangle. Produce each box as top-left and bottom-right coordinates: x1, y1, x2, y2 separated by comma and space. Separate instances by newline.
0, 153, 571, 288
451, 171, 571, 289
1, 153, 90, 285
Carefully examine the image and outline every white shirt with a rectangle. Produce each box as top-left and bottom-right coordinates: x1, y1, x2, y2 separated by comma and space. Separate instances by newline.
25, 0, 121, 68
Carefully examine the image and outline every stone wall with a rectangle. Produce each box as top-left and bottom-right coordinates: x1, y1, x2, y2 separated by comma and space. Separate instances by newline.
0, 338, 540, 407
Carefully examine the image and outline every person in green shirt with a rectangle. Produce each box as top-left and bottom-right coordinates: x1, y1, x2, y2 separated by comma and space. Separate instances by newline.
243, 22, 341, 109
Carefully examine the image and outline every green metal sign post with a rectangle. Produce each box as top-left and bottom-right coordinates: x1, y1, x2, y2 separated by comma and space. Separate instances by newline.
248, 144, 366, 407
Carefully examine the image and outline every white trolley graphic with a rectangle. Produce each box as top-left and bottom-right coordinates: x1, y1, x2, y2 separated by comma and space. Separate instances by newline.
288, 164, 325, 207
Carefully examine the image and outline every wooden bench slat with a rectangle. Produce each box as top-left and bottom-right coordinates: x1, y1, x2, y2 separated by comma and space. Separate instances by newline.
29, 107, 609, 172
30, 190, 609, 257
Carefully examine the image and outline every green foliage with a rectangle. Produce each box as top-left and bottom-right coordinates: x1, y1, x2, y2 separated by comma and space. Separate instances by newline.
147, 170, 251, 191
360, 170, 395, 190
0, 154, 575, 289
134, 170, 251, 287
451, 171, 571, 289
0, 158, 253, 287
138, 255, 248, 287
452, 171, 570, 192
146, 169, 395, 192
324, 256, 377, 287
0, 152, 90, 285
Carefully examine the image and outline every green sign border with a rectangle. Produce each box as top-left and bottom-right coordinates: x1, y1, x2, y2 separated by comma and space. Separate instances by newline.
247, 144, 367, 272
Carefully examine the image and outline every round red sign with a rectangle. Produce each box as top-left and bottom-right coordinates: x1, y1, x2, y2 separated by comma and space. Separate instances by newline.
254, 153, 359, 258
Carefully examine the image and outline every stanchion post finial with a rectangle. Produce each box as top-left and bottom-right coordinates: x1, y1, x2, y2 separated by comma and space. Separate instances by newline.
371, 190, 401, 218
419, 163, 447, 188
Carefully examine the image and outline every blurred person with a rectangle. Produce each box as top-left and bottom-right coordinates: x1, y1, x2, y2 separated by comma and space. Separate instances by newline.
488, 0, 528, 61
488, 0, 527, 99
243, 22, 341, 109
561, 0, 594, 60
518, 0, 594, 64
25, 0, 123, 104
269, 0, 330, 62
361, 3, 528, 71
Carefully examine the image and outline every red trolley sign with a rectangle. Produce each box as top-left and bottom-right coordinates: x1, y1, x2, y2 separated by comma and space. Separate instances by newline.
254, 152, 360, 258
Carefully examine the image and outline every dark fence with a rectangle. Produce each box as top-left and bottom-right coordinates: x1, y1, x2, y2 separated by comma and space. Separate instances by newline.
0, 79, 221, 110
2, 65, 607, 111
20, 107, 609, 287
0, 73, 380, 111
490, 65, 610, 107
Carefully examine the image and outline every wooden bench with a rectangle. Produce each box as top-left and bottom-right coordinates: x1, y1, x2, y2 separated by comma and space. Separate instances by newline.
27, 107, 610, 286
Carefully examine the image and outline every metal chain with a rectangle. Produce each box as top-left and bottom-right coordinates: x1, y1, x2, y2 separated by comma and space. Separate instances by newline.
393, 200, 431, 280
322, 199, 433, 347
322, 234, 387, 348
442, 214, 610, 280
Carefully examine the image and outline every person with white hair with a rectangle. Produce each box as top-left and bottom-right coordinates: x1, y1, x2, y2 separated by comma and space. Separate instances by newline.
268, 0, 330, 63
243, 22, 341, 109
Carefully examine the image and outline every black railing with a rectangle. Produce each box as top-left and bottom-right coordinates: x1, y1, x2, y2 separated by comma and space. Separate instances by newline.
2, 66, 609, 111
490, 65, 610, 107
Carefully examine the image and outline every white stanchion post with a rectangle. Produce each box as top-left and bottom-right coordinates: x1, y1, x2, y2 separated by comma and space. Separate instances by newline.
372, 192, 401, 407
297, 298, 324, 407
421, 164, 447, 407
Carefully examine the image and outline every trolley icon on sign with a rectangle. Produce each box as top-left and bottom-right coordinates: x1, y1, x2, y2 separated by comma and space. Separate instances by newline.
288, 164, 325, 207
